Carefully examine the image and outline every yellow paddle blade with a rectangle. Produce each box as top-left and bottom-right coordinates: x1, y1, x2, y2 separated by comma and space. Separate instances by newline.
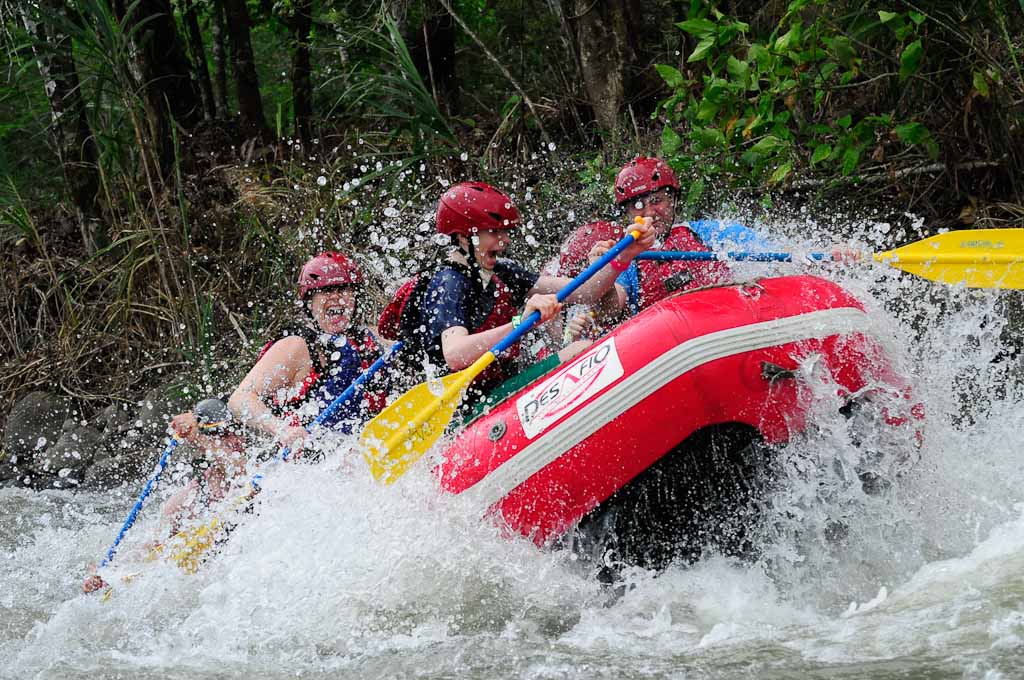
165, 518, 225, 574
874, 228, 1024, 290
361, 353, 495, 484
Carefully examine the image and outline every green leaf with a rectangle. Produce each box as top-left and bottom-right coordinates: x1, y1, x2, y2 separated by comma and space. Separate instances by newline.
688, 37, 716, 63
655, 64, 686, 89
893, 122, 928, 144
841, 147, 861, 175
748, 43, 770, 69
768, 162, 793, 185
695, 99, 721, 122
894, 122, 938, 158
676, 18, 717, 38
908, 11, 926, 25
973, 70, 990, 97
692, 126, 725, 149
727, 56, 749, 84
685, 178, 705, 205
894, 23, 914, 41
751, 135, 785, 154
661, 125, 683, 156
878, 10, 899, 23
899, 40, 923, 81
811, 144, 832, 166
775, 23, 801, 52
826, 36, 857, 69
704, 77, 729, 103
836, 114, 852, 129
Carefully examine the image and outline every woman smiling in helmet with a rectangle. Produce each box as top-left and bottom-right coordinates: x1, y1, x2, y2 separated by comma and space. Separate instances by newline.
226, 252, 387, 453
380, 182, 654, 408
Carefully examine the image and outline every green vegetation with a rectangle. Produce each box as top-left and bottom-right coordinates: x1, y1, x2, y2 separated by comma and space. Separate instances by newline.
0, 0, 1020, 429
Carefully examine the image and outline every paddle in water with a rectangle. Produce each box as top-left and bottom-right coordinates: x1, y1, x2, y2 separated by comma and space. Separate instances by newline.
90, 342, 404, 591
635, 228, 1024, 290
156, 341, 405, 575
97, 436, 179, 569
360, 228, 645, 485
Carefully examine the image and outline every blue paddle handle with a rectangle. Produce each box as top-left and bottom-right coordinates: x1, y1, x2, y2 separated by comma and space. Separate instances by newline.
635, 250, 832, 262
255, 341, 404, 485
100, 437, 179, 567
493, 232, 638, 355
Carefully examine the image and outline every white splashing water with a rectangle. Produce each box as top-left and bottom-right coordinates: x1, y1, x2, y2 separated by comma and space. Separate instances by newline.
2, 211, 1023, 679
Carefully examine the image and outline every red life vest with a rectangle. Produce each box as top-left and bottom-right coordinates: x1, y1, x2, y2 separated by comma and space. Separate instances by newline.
635, 225, 730, 311
378, 264, 521, 393
256, 326, 386, 429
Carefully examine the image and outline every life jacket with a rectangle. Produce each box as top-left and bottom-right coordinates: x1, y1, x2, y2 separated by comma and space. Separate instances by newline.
378, 261, 521, 394
257, 326, 386, 434
632, 224, 730, 312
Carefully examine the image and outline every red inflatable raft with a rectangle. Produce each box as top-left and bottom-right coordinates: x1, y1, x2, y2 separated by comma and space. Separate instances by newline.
434, 274, 919, 571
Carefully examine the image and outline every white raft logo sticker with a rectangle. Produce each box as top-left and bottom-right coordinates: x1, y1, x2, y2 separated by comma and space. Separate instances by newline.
517, 337, 624, 439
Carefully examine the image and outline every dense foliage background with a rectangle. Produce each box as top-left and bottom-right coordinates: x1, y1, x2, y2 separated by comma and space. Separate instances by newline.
1, 0, 1021, 430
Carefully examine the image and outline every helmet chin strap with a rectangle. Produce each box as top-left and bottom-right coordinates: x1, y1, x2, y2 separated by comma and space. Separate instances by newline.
457, 235, 492, 289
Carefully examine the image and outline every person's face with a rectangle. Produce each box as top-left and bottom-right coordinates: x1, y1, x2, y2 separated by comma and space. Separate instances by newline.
625, 188, 676, 237
309, 286, 357, 334
464, 228, 511, 271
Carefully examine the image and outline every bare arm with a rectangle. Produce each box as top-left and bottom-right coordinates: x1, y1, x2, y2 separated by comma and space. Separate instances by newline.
161, 480, 199, 535
529, 220, 655, 305
227, 336, 311, 441
440, 294, 564, 371
441, 325, 514, 371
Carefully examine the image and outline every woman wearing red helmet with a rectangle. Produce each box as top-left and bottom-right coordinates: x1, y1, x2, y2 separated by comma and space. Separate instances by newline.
216, 251, 387, 453
380, 181, 654, 407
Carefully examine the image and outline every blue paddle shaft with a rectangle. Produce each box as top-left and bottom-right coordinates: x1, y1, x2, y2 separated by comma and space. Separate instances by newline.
635, 250, 833, 262
257, 340, 404, 483
100, 437, 179, 567
493, 232, 638, 355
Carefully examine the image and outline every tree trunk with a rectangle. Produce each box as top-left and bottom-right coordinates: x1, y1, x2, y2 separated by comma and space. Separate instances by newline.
181, 0, 216, 120
290, 0, 314, 145
408, 4, 458, 115
210, 0, 230, 118
222, 0, 270, 140
568, 0, 642, 135
115, 0, 202, 172
20, 0, 105, 252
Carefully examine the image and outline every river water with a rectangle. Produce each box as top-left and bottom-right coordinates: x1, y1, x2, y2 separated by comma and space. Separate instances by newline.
2, 217, 1023, 678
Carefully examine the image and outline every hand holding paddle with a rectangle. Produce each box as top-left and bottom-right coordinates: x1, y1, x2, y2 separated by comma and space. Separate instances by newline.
361, 226, 649, 485
635, 228, 1024, 290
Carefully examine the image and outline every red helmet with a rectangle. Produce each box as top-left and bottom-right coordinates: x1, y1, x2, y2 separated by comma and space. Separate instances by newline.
297, 252, 363, 299
558, 221, 624, 277
436, 181, 520, 236
613, 156, 681, 205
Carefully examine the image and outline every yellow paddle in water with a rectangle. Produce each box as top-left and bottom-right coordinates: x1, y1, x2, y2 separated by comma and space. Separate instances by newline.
636, 228, 1024, 290
361, 228, 645, 484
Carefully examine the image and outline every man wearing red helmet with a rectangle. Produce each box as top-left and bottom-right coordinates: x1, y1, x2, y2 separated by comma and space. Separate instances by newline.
380, 181, 654, 405
607, 156, 732, 313
218, 252, 387, 452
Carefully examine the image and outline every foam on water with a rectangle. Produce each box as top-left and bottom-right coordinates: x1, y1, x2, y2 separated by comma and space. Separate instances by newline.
2, 212, 1023, 678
